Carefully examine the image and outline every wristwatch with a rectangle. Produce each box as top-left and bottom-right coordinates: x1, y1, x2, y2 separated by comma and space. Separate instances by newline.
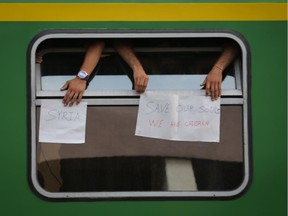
77, 71, 89, 81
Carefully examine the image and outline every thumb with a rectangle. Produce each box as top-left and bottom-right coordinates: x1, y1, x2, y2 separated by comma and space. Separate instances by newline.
60, 81, 69, 91
200, 77, 207, 86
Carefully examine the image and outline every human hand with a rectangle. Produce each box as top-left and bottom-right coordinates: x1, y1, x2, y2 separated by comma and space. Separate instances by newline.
61, 77, 87, 106
36, 54, 43, 63
133, 68, 149, 93
200, 66, 222, 101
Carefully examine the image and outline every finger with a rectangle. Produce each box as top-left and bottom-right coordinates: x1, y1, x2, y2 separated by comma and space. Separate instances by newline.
144, 76, 149, 87
139, 79, 147, 92
213, 83, 222, 100
205, 82, 211, 96
200, 78, 207, 87
213, 85, 218, 100
136, 84, 144, 93
142, 78, 149, 92
63, 91, 74, 106
61, 81, 69, 91
134, 77, 141, 92
135, 78, 148, 93
210, 83, 215, 100
69, 92, 79, 107
76, 92, 83, 105
36, 56, 43, 64
216, 82, 222, 100
138, 84, 146, 93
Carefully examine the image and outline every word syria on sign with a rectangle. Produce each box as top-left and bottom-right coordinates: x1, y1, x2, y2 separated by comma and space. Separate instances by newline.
39, 100, 87, 144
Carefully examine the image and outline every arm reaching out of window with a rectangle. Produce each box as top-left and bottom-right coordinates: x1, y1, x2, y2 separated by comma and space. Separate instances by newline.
201, 43, 238, 101
61, 40, 105, 106
114, 40, 149, 93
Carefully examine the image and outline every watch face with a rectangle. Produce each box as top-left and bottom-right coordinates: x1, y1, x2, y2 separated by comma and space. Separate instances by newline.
78, 71, 88, 79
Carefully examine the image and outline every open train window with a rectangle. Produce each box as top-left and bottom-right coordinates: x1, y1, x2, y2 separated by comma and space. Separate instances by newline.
28, 30, 251, 200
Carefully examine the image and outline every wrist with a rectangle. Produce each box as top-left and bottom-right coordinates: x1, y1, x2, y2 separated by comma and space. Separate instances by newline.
77, 70, 89, 81
213, 65, 224, 72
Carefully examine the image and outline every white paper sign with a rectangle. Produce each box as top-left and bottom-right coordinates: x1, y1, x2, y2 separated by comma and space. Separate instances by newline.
39, 100, 87, 144
135, 91, 220, 142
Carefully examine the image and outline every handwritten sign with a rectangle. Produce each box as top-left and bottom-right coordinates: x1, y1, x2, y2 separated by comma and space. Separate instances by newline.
39, 100, 87, 144
135, 91, 220, 142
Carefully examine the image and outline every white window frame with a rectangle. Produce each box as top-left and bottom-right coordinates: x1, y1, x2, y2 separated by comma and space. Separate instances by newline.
28, 30, 251, 200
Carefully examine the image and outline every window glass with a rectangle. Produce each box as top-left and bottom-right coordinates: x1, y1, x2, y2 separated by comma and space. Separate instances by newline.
37, 37, 239, 93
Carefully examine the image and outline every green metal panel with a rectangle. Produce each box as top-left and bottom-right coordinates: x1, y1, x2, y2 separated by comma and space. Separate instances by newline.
0, 5, 286, 216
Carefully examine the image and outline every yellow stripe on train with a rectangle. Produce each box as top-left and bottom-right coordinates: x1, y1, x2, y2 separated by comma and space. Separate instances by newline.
0, 3, 287, 21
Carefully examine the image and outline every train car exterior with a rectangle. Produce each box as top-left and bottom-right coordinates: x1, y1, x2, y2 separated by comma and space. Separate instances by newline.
0, 1, 286, 216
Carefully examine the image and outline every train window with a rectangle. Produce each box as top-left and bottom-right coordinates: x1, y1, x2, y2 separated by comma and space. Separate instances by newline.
28, 30, 251, 200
